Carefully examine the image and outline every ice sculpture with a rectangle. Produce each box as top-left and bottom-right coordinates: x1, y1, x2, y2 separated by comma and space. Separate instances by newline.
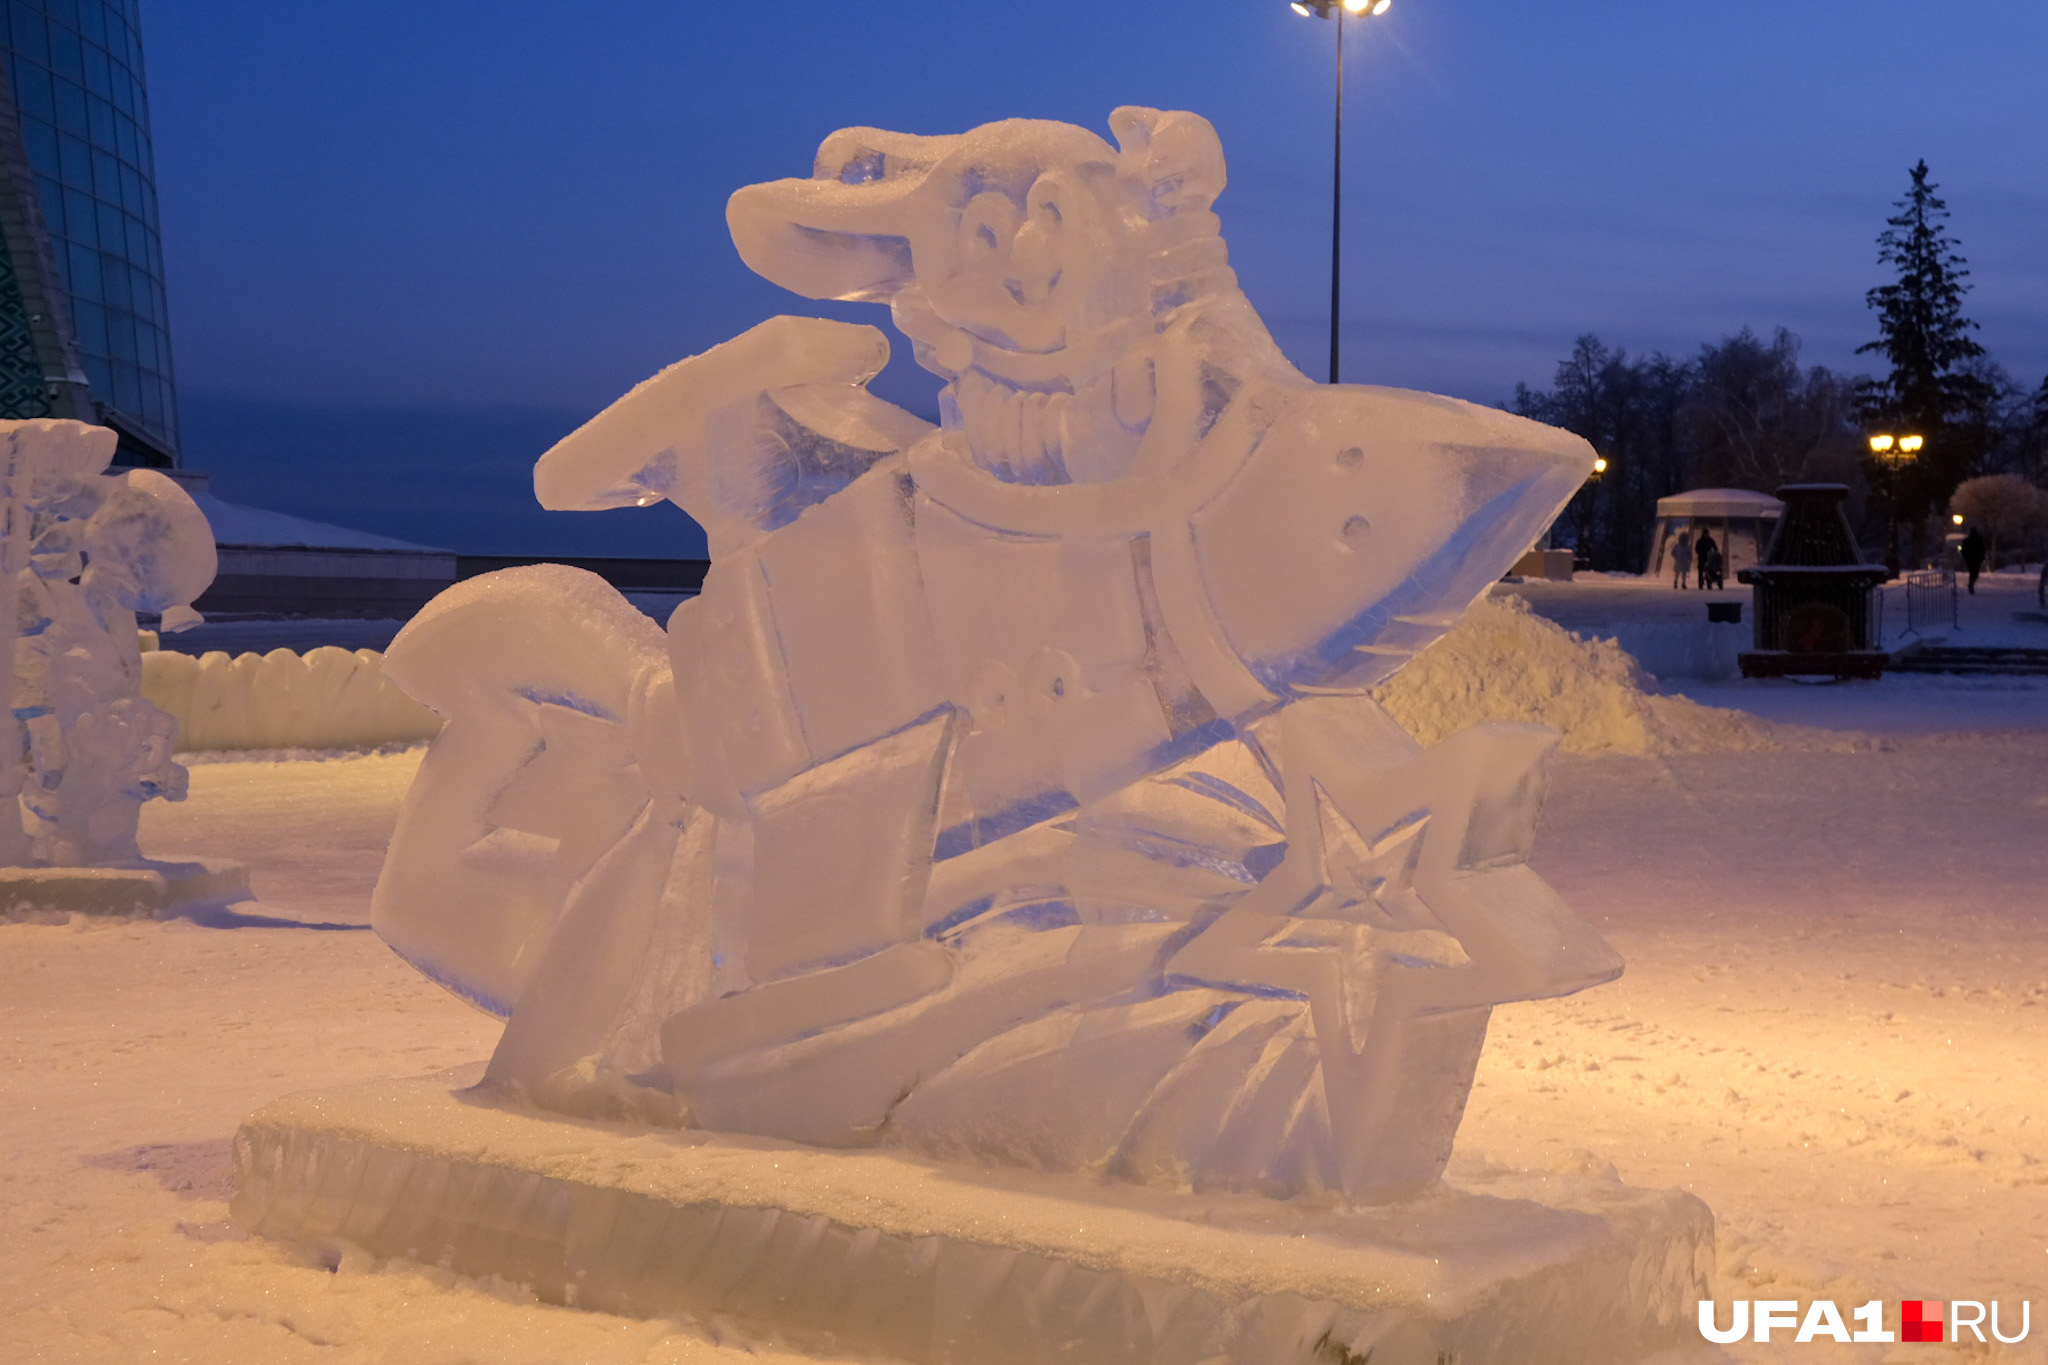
372, 110, 1621, 1204
0, 419, 215, 867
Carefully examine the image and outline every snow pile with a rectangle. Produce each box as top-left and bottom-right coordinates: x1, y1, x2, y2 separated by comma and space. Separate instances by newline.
141, 647, 439, 753
1372, 594, 1779, 756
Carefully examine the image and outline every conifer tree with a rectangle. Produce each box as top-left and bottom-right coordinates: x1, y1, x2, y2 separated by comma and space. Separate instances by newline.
1857, 161, 1992, 556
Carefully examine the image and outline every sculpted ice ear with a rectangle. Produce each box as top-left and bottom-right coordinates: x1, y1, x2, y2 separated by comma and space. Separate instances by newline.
1109, 106, 1226, 217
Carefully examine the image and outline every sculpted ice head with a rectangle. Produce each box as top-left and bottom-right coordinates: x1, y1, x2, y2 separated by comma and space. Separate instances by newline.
728, 109, 1238, 485
730, 110, 1222, 357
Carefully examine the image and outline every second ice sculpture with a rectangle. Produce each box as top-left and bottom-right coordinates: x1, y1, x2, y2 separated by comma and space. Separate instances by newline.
372, 109, 1621, 1203
0, 419, 214, 867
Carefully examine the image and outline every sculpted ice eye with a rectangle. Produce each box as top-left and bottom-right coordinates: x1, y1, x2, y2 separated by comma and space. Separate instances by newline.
367, 108, 1618, 1205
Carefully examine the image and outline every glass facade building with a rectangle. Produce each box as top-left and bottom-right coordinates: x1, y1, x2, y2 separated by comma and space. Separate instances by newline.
0, 0, 175, 466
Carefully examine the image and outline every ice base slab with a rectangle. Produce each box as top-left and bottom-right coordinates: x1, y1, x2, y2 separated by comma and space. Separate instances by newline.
0, 856, 250, 920
233, 1073, 1712, 1364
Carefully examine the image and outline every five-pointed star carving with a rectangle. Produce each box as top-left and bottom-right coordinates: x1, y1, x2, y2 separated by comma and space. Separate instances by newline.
1168, 716, 1623, 1175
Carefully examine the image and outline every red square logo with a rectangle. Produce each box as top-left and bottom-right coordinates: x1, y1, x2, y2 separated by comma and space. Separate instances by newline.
1902, 1300, 1945, 1343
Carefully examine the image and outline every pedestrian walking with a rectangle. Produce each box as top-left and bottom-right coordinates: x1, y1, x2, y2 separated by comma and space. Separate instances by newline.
1960, 526, 1986, 595
1694, 528, 1723, 591
1670, 532, 1692, 589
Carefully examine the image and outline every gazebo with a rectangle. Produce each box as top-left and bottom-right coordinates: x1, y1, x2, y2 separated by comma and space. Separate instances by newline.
1646, 488, 1785, 582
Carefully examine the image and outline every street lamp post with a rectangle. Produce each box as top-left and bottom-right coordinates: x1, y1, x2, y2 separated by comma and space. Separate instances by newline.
1289, 0, 1392, 385
1566, 455, 1608, 566
1867, 432, 1923, 575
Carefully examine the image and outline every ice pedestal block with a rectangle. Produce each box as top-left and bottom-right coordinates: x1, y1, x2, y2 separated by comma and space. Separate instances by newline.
234, 1074, 1714, 1365
366, 108, 1626, 1207
0, 856, 249, 920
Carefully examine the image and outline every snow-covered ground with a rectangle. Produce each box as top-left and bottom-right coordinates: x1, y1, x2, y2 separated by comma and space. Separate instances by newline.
0, 753, 825, 1365
5, 579, 2048, 1362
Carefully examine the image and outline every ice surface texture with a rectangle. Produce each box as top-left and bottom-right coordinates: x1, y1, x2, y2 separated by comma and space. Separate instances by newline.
234, 1074, 1714, 1365
0, 420, 216, 866
373, 109, 1620, 1203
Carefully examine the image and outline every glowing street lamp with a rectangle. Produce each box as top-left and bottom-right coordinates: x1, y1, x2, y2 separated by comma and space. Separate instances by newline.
1289, 0, 1394, 384
1557, 454, 1609, 565
1867, 431, 1923, 574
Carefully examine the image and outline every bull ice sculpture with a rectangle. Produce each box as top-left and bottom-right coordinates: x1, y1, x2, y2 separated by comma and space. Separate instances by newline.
0, 419, 215, 867
372, 109, 1621, 1203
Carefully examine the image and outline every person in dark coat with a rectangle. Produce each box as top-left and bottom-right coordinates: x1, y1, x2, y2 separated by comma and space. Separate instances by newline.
1960, 526, 1986, 594
1694, 527, 1723, 591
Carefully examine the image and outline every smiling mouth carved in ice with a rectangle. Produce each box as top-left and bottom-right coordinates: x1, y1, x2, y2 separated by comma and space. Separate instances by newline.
371, 107, 1621, 1206
949, 371, 1080, 484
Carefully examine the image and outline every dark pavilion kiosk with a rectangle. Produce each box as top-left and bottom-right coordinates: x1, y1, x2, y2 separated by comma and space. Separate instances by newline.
1736, 483, 1890, 680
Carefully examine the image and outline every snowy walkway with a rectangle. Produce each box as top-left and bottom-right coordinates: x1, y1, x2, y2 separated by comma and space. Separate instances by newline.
5, 708, 2047, 1360
1467, 735, 2048, 1361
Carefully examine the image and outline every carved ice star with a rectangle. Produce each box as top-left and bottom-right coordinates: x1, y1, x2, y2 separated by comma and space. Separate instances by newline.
1168, 718, 1622, 1191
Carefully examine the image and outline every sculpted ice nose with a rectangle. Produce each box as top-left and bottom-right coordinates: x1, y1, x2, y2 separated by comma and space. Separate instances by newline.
371, 107, 1616, 1206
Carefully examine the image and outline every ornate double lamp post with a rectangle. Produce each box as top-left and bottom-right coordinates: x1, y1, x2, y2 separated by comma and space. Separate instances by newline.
1289, 0, 1393, 385
1867, 432, 1922, 575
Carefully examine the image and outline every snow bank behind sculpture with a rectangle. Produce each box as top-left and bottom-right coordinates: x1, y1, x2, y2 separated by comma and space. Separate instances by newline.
134, 599, 1785, 760
141, 646, 439, 752
1373, 594, 1781, 756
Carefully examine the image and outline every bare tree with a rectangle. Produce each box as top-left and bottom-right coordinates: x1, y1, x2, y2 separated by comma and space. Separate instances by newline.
1512, 336, 1692, 572
1950, 473, 2048, 569
1683, 328, 1863, 491
1984, 371, 2048, 485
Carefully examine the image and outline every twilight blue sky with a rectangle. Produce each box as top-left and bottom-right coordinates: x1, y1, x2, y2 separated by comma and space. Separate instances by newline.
146, 2, 2048, 555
